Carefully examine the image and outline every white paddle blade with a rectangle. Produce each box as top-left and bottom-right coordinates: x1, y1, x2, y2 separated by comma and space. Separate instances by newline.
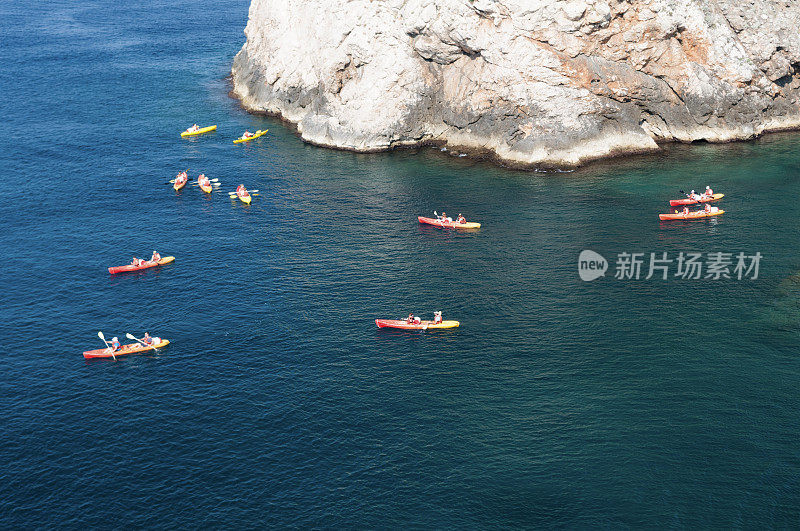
125, 333, 137, 340
98, 331, 105, 340
250, 190, 259, 193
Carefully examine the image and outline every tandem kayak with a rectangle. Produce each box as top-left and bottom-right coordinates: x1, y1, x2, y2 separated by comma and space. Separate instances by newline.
669, 193, 724, 206
418, 216, 481, 229
83, 339, 169, 359
659, 209, 725, 221
173, 174, 188, 191
198, 176, 213, 193
375, 319, 460, 330
181, 125, 217, 137
233, 129, 268, 143
237, 189, 251, 204
108, 256, 175, 274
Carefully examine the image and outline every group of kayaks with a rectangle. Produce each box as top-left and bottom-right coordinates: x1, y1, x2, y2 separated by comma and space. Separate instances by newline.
660, 187, 725, 221
375, 211, 481, 330
181, 124, 268, 144
171, 170, 257, 204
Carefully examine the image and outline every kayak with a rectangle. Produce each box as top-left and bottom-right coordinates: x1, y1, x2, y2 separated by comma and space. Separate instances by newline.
375, 319, 460, 330
418, 216, 481, 229
198, 178, 213, 193
236, 189, 251, 204
669, 193, 724, 206
659, 209, 725, 221
108, 256, 175, 274
181, 125, 217, 137
173, 175, 188, 191
233, 129, 268, 143
83, 339, 169, 359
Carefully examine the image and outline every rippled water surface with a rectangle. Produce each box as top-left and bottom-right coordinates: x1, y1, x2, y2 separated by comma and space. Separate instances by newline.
2, 0, 800, 527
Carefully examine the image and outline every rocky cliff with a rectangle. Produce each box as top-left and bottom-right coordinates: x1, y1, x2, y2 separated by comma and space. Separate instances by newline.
231, 0, 800, 168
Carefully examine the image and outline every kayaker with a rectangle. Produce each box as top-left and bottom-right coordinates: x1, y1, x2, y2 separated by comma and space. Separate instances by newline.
433, 311, 443, 324
111, 336, 121, 351
242, 130, 253, 139
407, 313, 415, 324
131, 256, 141, 267
189, 124, 199, 132
456, 214, 466, 224
682, 206, 690, 216
705, 185, 713, 197
237, 184, 247, 195
438, 211, 452, 223
704, 203, 712, 213
198, 174, 209, 185
689, 190, 700, 200
151, 251, 161, 262
143, 332, 153, 346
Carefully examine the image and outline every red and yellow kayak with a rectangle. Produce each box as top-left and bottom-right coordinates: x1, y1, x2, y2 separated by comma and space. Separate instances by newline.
669, 193, 724, 206
108, 256, 175, 274
198, 176, 212, 193
659, 209, 724, 221
83, 339, 169, 359
418, 216, 481, 229
375, 319, 460, 330
236, 188, 251, 204
181, 125, 217, 137
173, 174, 188, 191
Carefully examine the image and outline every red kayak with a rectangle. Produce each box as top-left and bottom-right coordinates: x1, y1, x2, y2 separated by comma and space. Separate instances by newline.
669, 193, 724, 206
418, 216, 481, 229
108, 256, 175, 274
375, 318, 459, 329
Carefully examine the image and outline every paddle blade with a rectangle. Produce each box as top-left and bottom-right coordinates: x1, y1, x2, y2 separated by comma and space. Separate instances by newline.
249, 189, 259, 193
98, 331, 105, 341
125, 333, 137, 340
433, 210, 438, 216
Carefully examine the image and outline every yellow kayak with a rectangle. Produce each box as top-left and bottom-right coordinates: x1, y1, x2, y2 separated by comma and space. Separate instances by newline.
181, 125, 217, 137
233, 129, 268, 144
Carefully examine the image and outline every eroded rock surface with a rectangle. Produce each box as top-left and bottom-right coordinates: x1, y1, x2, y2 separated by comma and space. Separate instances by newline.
231, 0, 800, 167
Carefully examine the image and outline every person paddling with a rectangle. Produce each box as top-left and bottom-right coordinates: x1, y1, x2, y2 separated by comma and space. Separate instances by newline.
131, 256, 141, 267
682, 206, 690, 216
704, 185, 713, 197
110, 336, 121, 352
142, 332, 154, 346
433, 311, 443, 324
151, 251, 161, 262
242, 130, 253, 139
236, 184, 247, 195
456, 213, 466, 224
198, 174, 210, 186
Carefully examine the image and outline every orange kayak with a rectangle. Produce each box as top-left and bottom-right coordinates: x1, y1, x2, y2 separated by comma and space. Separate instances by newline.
83, 339, 169, 359
659, 209, 725, 221
198, 176, 212, 193
173, 174, 188, 191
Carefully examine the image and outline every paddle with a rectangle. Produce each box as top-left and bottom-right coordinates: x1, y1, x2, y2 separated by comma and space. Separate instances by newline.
97, 331, 116, 360
125, 333, 157, 353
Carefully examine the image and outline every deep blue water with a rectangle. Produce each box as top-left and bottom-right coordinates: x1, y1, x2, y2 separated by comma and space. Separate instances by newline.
2, 0, 800, 527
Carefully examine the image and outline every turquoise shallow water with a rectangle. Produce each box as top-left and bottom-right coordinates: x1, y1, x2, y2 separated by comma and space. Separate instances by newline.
2, 0, 800, 527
